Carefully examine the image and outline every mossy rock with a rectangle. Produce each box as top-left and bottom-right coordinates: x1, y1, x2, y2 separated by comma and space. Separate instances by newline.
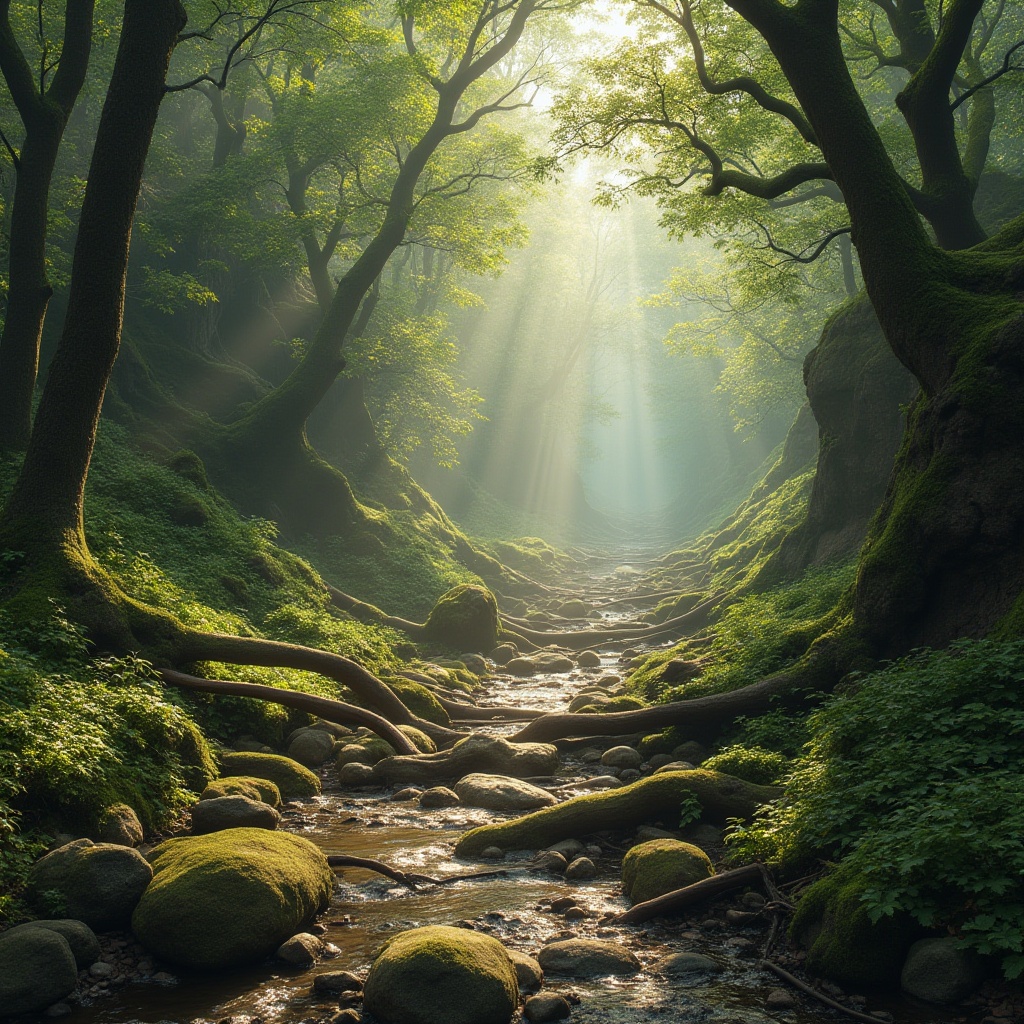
218, 751, 320, 800
398, 725, 437, 753
337, 736, 396, 766
201, 776, 283, 808
790, 869, 920, 986
386, 677, 450, 726
594, 695, 646, 712
132, 828, 333, 969
423, 584, 499, 652
701, 745, 790, 786
621, 839, 714, 904
637, 727, 687, 758
363, 924, 518, 1024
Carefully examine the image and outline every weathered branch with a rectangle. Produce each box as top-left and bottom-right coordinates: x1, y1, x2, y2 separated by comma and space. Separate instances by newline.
613, 862, 764, 925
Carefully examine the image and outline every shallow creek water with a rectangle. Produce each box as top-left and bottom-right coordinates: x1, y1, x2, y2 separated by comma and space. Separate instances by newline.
63, 573, 954, 1024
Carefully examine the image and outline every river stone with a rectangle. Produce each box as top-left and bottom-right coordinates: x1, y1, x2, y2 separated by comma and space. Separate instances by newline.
900, 937, 991, 1003
419, 786, 461, 809
392, 787, 423, 801
4, 919, 99, 969
578, 775, 622, 789
97, 804, 144, 847
635, 826, 680, 843
312, 970, 363, 995
568, 693, 609, 713
620, 768, 642, 783
654, 761, 695, 774
579, 748, 603, 763
131, 828, 333, 969
277, 932, 326, 965
647, 754, 677, 770
655, 951, 724, 984
490, 643, 517, 665
423, 584, 500, 652
534, 850, 568, 873
287, 728, 336, 767
454, 773, 558, 812
338, 762, 376, 786
508, 653, 575, 676
601, 746, 642, 770
460, 653, 488, 674
363, 924, 518, 1024
524, 992, 572, 1022
0, 925, 78, 1015
507, 949, 544, 991
564, 856, 597, 880
671, 742, 707, 763
480, 846, 505, 860
376, 733, 560, 784
576, 650, 602, 668
219, 751, 321, 800
200, 775, 282, 807
537, 938, 640, 977
622, 839, 713, 904
190, 795, 281, 834
547, 839, 584, 859
27, 839, 152, 930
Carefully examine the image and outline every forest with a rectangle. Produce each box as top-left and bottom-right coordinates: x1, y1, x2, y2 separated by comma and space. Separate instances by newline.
0, 0, 1022, 1022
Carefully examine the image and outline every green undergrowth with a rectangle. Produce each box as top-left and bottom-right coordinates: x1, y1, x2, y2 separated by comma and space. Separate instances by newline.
477, 536, 574, 582
628, 560, 855, 703
730, 639, 1024, 978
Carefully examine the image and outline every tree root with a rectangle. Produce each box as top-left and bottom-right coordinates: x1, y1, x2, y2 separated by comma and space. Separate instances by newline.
326, 584, 425, 638
327, 853, 512, 889
434, 694, 543, 722
159, 668, 419, 754
761, 962, 888, 1024
612, 863, 763, 925
454, 770, 779, 857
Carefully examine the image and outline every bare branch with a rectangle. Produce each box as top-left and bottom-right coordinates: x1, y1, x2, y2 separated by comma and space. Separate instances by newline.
951, 37, 1024, 109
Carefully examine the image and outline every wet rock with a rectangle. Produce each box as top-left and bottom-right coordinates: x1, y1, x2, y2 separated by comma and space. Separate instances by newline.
579, 749, 603, 763
576, 650, 602, 668
3, 920, 99, 968
577, 775, 622, 789
766, 988, 799, 1009
564, 857, 597, 881
655, 951, 724, 984
534, 850, 568, 873
601, 746, 642, 770
510, 653, 575, 676
653, 761, 694, 775
219, 751, 321, 800
490, 643, 517, 665
564, 907, 587, 922
681, 822, 724, 852
97, 804, 144, 847
621, 839, 714, 904
131, 828, 333, 969
339, 762, 377, 786
671, 742, 707, 764
200, 775, 282, 807
507, 948, 544, 992
460, 653, 488, 674
337, 737, 396, 767
550, 897, 578, 913
0, 925, 78, 1015
900, 937, 991, 1004
277, 932, 325, 966
634, 826, 680, 843
190, 795, 281, 834
363, 924, 517, 1024
313, 970, 363, 996
524, 992, 572, 1022
647, 754, 677, 770
376, 733, 560, 785
419, 786, 461, 809
568, 693, 609, 713
537, 938, 640, 977
741, 891, 767, 910
619, 769, 642, 784
454, 773, 558, 812
391, 787, 423, 801
26, 839, 152, 930
287, 728, 336, 767
548, 839, 584, 860
479, 847, 505, 860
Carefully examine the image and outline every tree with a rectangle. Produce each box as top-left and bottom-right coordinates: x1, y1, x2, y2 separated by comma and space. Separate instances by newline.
0, 0, 95, 451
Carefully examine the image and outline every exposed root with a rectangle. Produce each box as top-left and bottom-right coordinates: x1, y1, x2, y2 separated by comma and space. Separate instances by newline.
434, 694, 543, 722
327, 853, 513, 889
326, 584, 425, 638
159, 668, 419, 754
761, 962, 888, 1024
613, 862, 763, 925
454, 770, 779, 857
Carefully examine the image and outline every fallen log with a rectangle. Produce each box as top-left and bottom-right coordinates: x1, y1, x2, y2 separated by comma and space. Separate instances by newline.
612, 863, 763, 925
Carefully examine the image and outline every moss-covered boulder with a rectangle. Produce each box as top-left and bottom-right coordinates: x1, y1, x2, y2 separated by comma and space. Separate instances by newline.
621, 839, 713, 904
386, 677, 450, 726
363, 925, 518, 1024
132, 828, 333, 969
0, 926, 78, 1015
423, 585, 500, 652
3, 919, 99, 969
790, 869, 920, 986
337, 735, 397, 767
97, 804, 144, 847
398, 724, 437, 753
27, 839, 153, 930
200, 775, 282, 807
218, 751, 321, 800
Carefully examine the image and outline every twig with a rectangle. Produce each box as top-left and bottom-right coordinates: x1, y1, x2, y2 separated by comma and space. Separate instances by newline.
761, 961, 892, 1024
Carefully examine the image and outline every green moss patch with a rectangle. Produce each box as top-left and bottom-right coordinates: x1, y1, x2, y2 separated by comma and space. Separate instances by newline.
218, 752, 320, 800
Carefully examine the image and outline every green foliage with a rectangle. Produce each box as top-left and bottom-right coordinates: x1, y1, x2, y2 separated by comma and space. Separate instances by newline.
701, 745, 790, 786
731, 640, 1024, 978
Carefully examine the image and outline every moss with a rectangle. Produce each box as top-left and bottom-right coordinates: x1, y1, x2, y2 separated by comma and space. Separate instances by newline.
200, 776, 282, 807
385, 677, 450, 726
131, 828, 333, 969
423, 584, 499, 652
592, 695, 646, 713
336, 735, 396, 766
637, 727, 689, 758
790, 868, 920, 986
363, 924, 518, 1024
702, 745, 790, 786
164, 449, 210, 490
398, 724, 436, 753
621, 839, 714, 903
218, 751, 320, 800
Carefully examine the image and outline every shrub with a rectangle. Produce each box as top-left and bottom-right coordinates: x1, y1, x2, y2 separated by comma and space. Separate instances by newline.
702, 745, 790, 786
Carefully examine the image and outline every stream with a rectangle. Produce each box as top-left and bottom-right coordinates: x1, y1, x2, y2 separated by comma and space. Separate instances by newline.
57, 564, 956, 1024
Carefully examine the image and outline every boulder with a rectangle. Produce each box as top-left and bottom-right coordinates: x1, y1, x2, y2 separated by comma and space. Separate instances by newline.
190, 795, 281, 834
559, 600, 589, 617
0, 926, 78, 1015
601, 746, 642, 770
507, 948, 544, 991
423, 585, 500, 652
337, 737, 396, 767
200, 775, 282, 807
900, 937, 990, 1004
131, 828, 333, 969
534, 851, 568, 873
621, 839, 713, 904
338, 762, 377, 786
363, 924, 518, 1024
97, 804, 144, 847
460, 653, 488, 674
490, 643, 517, 665
576, 650, 602, 668
277, 932, 326, 965
568, 693, 609, 713
524, 992, 571, 1022
419, 787, 461, 809
312, 970, 363, 996
454, 774, 558, 812
654, 951, 724, 985
3, 919, 99, 969
509, 653, 575, 676
287, 728, 336, 767
536, 938, 640, 977
27, 839, 152, 930
375, 733, 559, 784
564, 856, 597, 880
218, 751, 321, 800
